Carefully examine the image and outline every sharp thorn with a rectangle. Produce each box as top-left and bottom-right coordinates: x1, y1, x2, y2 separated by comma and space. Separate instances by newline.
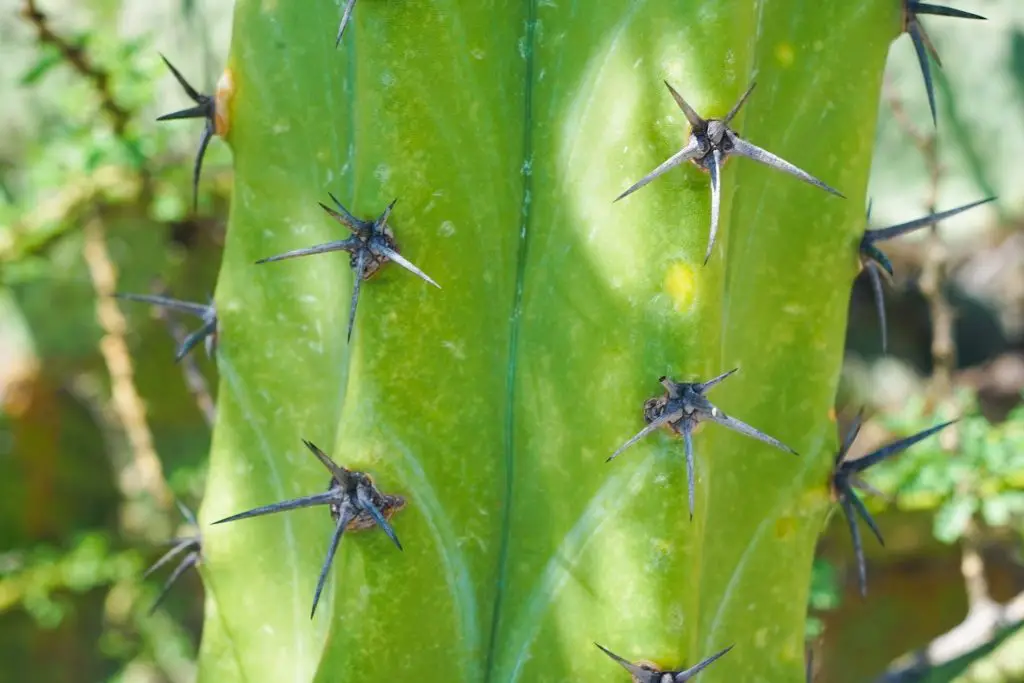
704, 148, 722, 266
729, 137, 845, 198
723, 82, 757, 125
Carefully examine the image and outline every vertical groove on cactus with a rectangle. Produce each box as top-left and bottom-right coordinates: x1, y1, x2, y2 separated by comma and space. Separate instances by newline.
197, 2, 902, 682
486, 0, 537, 679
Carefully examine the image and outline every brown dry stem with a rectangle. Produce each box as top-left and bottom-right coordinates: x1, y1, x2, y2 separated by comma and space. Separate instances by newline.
82, 215, 172, 509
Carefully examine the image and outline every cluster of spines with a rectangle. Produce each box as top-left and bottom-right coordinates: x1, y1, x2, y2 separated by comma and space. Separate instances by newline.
901, 1, 987, 126
602, 3, 987, 608
255, 194, 440, 342
143, 501, 202, 615
607, 369, 798, 521
130, 3, 440, 628
860, 196, 995, 354
614, 81, 844, 265
129, 1, 993, 678
211, 439, 405, 618
114, 292, 218, 362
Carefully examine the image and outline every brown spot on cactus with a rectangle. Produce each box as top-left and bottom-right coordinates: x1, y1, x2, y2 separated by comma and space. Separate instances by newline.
214, 67, 235, 137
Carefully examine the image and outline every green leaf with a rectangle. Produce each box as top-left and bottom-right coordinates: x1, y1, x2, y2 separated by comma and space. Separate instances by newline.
981, 492, 1024, 528
934, 496, 979, 544
198, 1, 897, 682
809, 558, 841, 612
20, 48, 63, 86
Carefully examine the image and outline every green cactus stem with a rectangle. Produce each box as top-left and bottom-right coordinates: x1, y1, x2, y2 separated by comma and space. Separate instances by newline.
195, 1, 898, 681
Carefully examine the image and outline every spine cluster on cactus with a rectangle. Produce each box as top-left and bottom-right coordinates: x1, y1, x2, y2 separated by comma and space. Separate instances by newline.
119, 1, 997, 681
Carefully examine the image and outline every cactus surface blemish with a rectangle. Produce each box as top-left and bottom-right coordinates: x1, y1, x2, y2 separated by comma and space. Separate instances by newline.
664, 262, 698, 313
215, 68, 235, 138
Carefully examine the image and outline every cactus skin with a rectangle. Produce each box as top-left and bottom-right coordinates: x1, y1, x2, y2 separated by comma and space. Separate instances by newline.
196, 1, 897, 682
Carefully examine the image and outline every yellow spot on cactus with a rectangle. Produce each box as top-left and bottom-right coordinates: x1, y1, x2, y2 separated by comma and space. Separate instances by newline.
664, 262, 696, 313
806, 485, 834, 508
214, 68, 235, 137
775, 42, 795, 67
828, 406, 837, 422
774, 515, 796, 539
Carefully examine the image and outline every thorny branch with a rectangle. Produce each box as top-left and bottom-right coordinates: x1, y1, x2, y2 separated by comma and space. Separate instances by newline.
883, 84, 958, 430
873, 86, 1021, 683
19, 0, 132, 136
886, 84, 959, 396
883, 85, 956, 401
959, 522, 993, 610
82, 215, 172, 510
14, 0, 164, 273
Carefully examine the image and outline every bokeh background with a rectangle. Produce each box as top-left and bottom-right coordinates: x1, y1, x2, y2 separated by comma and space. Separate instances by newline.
1, 1, 1022, 682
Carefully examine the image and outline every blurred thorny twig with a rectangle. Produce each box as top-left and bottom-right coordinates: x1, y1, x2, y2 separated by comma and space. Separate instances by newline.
83, 215, 173, 511
874, 85, 1022, 683
19, 0, 132, 136
8, 1, 165, 270
884, 85, 956, 403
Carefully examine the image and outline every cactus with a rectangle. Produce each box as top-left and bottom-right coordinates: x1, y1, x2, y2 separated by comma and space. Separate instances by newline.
144, 1, 989, 681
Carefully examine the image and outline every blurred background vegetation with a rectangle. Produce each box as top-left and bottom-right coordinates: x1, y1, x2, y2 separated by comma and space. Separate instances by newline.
0, 1, 1022, 682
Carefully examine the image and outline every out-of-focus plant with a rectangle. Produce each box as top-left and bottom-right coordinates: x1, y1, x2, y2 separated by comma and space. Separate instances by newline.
1, 3, 227, 682
0, 533, 140, 627
3, 6, 232, 274
870, 390, 1024, 545
862, 390, 1024, 683
807, 557, 843, 639
0, 531, 198, 681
